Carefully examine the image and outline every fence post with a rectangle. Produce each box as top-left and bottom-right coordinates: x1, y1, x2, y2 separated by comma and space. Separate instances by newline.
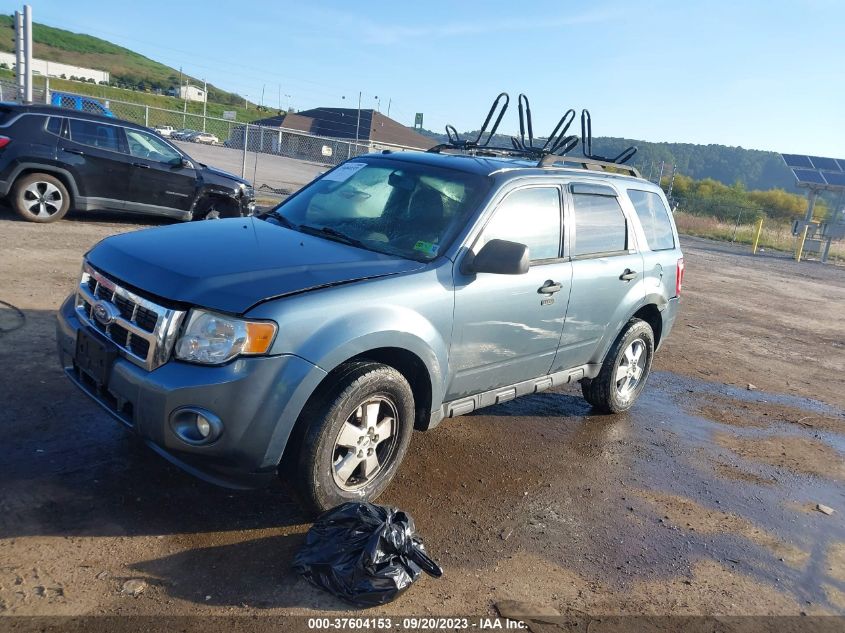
795, 225, 809, 262
241, 124, 249, 179
144, 105, 149, 128
731, 208, 743, 242
752, 218, 763, 254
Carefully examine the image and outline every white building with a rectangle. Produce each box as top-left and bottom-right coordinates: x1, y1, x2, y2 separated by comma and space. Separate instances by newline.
169, 85, 206, 103
0, 52, 109, 83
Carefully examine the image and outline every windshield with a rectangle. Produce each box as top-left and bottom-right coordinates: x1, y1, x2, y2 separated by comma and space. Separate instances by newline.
265, 157, 490, 261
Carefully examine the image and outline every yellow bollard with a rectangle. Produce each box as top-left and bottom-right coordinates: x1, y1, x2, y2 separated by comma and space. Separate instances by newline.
796, 225, 809, 262
752, 218, 764, 254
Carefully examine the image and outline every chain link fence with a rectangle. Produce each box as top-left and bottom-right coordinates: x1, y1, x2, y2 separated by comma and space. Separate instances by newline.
0, 79, 426, 206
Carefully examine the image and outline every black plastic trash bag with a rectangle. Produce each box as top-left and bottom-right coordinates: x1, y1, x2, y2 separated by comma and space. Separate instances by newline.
293, 502, 442, 607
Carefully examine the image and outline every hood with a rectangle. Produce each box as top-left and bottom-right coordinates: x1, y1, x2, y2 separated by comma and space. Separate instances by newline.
200, 163, 248, 185
86, 218, 426, 314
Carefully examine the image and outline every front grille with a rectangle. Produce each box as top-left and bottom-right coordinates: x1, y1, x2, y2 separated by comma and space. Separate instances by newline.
75, 262, 186, 370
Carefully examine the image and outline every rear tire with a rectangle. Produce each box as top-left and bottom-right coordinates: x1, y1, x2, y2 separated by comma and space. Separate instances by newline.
11, 173, 70, 223
284, 362, 415, 515
581, 318, 654, 413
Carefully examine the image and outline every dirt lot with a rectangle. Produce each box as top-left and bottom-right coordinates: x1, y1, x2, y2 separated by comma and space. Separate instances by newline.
0, 208, 843, 627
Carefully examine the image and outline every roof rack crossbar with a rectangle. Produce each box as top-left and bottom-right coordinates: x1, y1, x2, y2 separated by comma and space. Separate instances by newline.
539, 154, 642, 178
580, 109, 638, 165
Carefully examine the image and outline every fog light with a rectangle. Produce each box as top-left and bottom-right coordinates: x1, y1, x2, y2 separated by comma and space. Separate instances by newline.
196, 414, 211, 438
169, 407, 223, 445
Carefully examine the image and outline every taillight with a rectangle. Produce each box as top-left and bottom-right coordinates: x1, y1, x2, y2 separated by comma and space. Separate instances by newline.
676, 257, 685, 296
0, 136, 10, 149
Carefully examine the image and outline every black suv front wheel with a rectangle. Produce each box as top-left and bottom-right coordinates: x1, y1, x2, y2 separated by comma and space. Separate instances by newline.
12, 173, 71, 223
285, 361, 415, 514
581, 318, 655, 413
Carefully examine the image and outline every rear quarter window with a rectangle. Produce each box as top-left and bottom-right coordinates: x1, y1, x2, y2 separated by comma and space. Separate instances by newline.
46, 116, 64, 136
0, 107, 16, 126
628, 189, 676, 251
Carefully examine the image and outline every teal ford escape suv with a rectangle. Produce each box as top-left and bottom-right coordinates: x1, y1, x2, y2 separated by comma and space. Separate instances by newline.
57, 148, 683, 513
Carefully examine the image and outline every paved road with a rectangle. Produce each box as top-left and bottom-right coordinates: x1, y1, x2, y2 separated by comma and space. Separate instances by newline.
173, 141, 327, 199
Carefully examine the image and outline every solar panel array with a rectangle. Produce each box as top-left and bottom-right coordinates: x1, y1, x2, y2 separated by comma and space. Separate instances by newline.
781, 153, 845, 189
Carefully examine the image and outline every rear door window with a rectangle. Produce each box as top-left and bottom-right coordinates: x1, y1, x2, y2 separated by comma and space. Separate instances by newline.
571, 188, 628, 257
68, 119, 124, 153
627, 189, 676, 250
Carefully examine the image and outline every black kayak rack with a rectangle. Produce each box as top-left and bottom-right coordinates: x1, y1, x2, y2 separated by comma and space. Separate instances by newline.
428, 93, 640, 176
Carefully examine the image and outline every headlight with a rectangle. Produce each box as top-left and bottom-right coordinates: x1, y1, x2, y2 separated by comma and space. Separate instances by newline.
174, 309, 277, 365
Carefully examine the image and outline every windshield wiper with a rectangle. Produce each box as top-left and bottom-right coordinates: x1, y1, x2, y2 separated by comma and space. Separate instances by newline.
263, 209, 298, 230
297, 224, 368, 249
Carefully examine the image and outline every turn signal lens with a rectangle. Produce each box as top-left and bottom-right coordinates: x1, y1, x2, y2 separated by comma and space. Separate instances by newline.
244, 322, 277, 354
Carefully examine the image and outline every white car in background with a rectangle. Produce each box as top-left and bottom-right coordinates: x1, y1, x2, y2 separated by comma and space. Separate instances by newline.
153, 125, 174, 137
191, 132, 219, 144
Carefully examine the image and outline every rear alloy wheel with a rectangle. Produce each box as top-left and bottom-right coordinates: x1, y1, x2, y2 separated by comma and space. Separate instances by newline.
284, 362, 414, 514
581, 318, 655, 413
12, 173, 70, 223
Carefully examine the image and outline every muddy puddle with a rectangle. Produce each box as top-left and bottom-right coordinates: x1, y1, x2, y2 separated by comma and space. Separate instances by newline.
2, 370, 844, 616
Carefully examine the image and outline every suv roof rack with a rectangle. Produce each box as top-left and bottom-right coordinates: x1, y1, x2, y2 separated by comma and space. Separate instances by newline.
538, 154, 642, 178
428, 94, 640, 176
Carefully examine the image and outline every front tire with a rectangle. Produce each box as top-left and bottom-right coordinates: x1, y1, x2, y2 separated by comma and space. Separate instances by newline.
285, 362, 415, 514
581, 318, 654, 413
11, 173, 70, 223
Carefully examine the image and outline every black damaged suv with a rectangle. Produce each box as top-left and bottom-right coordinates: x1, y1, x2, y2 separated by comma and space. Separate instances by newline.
0, 104, 254, 223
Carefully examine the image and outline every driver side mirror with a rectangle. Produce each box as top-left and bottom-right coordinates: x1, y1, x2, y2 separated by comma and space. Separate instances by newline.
171, 156, 193, 169
461, 239, 530, 275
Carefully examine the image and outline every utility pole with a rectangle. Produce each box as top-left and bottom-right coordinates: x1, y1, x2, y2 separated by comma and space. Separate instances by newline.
182, 77, 188, 127
202, 78, 207, 132
354, 90, 362, 149
14, 10, 24, 102
387, 98, 391, 118
260, 83, 265, 108
23, 5, 32, 103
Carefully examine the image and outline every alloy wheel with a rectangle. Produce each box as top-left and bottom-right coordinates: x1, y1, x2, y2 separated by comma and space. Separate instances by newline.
615, 338, 647, 399
23, 181, 64, 218
331, 396, 399, 491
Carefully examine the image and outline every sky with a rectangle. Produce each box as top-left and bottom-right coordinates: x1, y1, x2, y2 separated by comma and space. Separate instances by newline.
10, 0, 845, 156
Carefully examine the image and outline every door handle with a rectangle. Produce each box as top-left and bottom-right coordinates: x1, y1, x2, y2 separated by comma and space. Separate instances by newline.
538, 280, 562, 294
62, 148, 84, 155
619, 268, 638, 281
132, 162, 150, 169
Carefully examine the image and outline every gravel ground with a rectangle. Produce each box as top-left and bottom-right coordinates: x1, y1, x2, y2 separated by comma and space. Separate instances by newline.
0, 208, 843, 627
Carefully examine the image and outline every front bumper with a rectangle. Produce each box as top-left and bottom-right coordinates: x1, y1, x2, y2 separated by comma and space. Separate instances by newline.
57, 294, 326, 488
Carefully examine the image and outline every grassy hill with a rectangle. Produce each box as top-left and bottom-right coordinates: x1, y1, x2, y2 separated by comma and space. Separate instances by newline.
0, 14, 247, 107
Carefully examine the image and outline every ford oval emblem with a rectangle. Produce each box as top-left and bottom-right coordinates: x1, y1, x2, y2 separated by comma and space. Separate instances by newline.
92, 300, 119, 326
